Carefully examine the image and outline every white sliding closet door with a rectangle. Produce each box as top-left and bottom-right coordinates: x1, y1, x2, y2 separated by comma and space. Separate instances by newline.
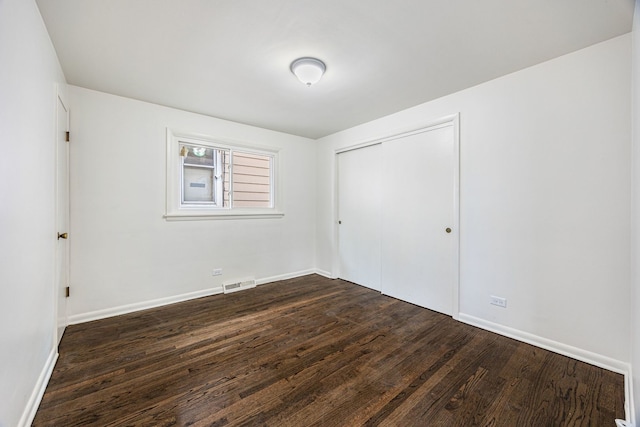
337, 144, 382, 291
381, 125, 455, 315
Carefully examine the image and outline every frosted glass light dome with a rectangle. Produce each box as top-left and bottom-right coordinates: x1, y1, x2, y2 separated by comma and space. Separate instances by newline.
290, 57, 326, 87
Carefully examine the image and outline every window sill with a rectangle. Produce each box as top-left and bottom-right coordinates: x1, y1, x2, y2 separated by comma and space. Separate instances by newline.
164, 211, 285, 221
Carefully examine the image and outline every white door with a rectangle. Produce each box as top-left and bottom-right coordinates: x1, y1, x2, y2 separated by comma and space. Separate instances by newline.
55, 94, 69, 344
381, 125, 455, 315
337, 144, 382, 291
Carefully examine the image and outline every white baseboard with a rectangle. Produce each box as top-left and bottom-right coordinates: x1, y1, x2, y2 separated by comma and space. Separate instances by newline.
68, 286, 224, 325
313, 269, 336, 279
458, 313, 634, 424
255, 269, 317, 285
68, 269, 326, 325
458, 313, 628, 374
18, 347, 58, 427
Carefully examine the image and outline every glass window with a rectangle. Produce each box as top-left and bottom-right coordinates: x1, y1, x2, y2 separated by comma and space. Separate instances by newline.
166, 130, 281, 219
179, 143, 226, 207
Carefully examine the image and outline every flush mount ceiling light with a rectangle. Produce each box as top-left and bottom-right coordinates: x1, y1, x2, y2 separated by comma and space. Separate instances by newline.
290, 57, 326, 87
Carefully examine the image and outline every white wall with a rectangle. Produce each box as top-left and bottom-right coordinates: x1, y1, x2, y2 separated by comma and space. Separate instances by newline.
0, 0, 67, 426
631, 0, 640, 423
67, 87, 316, 320
317, 35, 631, 366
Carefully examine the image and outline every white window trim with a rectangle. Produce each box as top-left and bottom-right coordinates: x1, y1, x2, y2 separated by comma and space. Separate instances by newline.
165, 128, 284, 220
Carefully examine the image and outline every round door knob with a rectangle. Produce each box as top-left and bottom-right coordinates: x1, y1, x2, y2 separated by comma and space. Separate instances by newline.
445, 228, 452, 233
58, 232, 68, 240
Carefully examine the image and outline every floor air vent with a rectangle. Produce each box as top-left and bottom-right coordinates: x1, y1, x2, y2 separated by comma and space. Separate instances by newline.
223, 278, 256, 294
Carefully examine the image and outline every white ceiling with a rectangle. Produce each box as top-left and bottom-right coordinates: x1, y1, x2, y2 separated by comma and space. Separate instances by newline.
36, 0, 634, 139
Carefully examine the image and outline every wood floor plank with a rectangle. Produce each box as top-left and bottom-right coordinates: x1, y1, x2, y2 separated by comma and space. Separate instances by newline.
33, 275, 625, 426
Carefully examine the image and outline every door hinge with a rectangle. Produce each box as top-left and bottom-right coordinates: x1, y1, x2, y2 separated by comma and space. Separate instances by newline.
65, 131, 70, 142
65, 286, 70, 298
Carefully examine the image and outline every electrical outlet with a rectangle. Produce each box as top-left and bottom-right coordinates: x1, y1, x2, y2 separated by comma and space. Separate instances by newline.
212, 268, 223, 276
490, 295, 507, 308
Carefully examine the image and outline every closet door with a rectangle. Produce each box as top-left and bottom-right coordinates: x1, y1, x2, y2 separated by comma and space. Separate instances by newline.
337, 144, 382, 291
381, 125, 455, 315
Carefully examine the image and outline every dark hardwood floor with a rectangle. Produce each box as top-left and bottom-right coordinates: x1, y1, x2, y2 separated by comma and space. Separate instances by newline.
33, 275, 625, 426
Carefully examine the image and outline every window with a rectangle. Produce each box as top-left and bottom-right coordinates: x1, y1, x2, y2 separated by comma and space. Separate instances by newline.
166, 129, 282, 220
181, 143, 225, 207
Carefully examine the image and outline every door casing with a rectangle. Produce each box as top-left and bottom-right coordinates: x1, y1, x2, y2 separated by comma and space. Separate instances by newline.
55, 90, 69, 345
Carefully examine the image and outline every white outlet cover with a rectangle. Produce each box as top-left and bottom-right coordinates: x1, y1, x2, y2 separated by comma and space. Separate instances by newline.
490, 296, 507, 308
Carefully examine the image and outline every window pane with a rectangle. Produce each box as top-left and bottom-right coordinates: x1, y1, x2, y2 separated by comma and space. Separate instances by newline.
183, 166, 214, 203
223, 151, 230, 207
182, 144, 214, 166
231, 152, 272, 208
